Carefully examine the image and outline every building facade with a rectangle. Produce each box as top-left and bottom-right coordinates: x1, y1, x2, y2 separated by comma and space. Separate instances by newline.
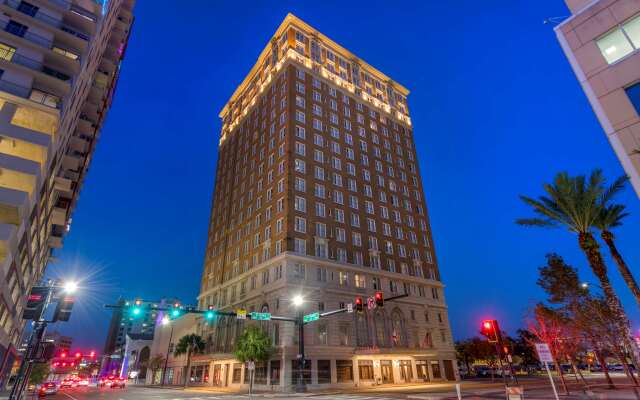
556, 0, 640, 197
0, 0, 135, 382
43, 330, 72, 354
195, 14, 456, 390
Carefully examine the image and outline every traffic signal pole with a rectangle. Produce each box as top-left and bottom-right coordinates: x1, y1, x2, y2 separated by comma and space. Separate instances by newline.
9, 280, 56, 400
295, 309, 306, 393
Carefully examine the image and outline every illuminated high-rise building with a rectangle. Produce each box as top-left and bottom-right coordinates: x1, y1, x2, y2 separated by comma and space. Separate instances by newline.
196, 14, 456, 389
0, 0, 135, 379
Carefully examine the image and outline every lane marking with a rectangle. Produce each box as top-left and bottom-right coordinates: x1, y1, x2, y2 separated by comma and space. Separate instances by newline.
62, 392, 79, 400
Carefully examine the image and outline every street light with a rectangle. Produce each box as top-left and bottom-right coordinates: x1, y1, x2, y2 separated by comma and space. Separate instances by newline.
293, 295, 306, 393
63, 281, 78, 294
160, 316, 174, 387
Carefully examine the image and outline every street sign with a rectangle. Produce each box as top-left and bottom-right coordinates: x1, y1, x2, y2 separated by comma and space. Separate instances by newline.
250, 312, 271, 321
535, 343, 553, 363
237, 309, 247, 320
303, 312, 319, 323
346, 303, 353, 313
248, 361, 255, 371
367, 297, 376, 310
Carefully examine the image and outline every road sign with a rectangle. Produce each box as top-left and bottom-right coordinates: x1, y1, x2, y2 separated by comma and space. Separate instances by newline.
346, 303, 353, 313
367, 297, 376, 310
303, 312, 319, 323
250, 312, 271, 321
248, 361, 255, 371
237, 309, 247, 320
535, 343, 553, 362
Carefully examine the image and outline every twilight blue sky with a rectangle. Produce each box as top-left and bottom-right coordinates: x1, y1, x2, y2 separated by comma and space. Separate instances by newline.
45, 0, 640, 350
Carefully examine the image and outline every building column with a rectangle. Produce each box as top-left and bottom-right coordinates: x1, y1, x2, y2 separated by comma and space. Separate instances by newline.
410, 359, 418, 383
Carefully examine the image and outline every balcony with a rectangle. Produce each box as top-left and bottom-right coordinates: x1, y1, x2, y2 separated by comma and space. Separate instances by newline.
0, 77, 61, 109
0, 18, 52, 48
2, 0, 91, 42
0, 49, 72, 84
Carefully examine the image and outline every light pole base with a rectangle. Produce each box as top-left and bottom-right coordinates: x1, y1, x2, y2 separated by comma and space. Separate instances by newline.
295, 381, 307, 393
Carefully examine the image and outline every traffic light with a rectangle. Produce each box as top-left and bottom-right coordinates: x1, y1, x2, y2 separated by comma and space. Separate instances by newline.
480, 319, 502, 343
23, 286, 50, 320
52, 295, 74, 322
134, 299, 142, 306
375, 292, 384, 308
75, 352, 81, 358
204, 305, 216, 321
89, 351, 96, 358
355, 297, 363, 313
170, 303, 182, 319
60, 352, 67, 358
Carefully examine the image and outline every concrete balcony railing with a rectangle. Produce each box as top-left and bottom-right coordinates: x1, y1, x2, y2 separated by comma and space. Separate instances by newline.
2, 0, 91, 41
0, 18, 52, 48
0, 49, 72, 83
0, 78, 62, 109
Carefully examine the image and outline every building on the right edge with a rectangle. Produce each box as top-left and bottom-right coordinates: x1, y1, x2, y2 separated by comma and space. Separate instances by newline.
195, 14, 456, 391
555, 0, 640, 197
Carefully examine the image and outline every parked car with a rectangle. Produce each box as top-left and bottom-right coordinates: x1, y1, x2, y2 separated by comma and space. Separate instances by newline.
38, 382, 58, 396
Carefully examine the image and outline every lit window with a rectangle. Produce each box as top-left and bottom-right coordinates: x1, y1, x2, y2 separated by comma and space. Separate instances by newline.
596, 14, 640, 64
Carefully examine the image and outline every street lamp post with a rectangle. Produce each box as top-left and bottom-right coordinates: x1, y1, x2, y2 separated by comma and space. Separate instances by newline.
160, 317, 174, 386
292, 295, 306, 393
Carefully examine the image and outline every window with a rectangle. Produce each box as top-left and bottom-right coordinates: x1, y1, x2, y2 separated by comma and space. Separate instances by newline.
336, 360, 353, 382
0, 43, 16, 61
317, 323, 328, 345
355, 274, 365, 288
293, 263, 306, 279
597, 14, 640, 64
317, 360, 331, 384
295, 196, 306, 212
6, 20, 28, 38
295, 125, 306, 138
294, 217, 306, 233
358, 360, 374, 380
294, 238, 306, 255
339, 271, 349, 286
626, 82, 640, 115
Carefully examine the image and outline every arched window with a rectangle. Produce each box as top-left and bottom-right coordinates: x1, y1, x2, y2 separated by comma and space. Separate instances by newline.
390, 309, 406, 347
374, 310, 386, 347
355, 311, 369, 347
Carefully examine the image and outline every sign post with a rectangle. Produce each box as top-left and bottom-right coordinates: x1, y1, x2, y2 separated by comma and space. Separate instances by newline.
535, 343, 559, 400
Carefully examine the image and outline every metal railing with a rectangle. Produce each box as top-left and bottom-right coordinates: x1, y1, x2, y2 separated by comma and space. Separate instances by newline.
0, 18, 52, 48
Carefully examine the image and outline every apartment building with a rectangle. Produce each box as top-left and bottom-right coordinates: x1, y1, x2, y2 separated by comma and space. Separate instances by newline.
194, 14, 456, 390
556, 0, 640, 197
0, 0, 135, 383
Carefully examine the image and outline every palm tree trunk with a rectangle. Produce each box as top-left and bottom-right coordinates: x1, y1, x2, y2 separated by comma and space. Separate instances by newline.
601, 230, 640, 308
594, 348, 614, 389
184, 349, 191, 388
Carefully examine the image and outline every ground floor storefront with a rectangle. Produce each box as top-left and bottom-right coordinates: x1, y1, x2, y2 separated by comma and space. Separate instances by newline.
176, 351, 457, 390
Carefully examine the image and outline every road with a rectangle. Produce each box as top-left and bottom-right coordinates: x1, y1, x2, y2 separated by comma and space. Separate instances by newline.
14, 374, 640, 400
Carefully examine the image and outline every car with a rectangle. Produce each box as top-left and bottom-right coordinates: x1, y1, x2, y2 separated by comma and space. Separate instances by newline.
77, 378, 89, 387
38, 382, 58, 396
109, 377, 126, 389
98, 375, 116, 387
59, 378, 74, 388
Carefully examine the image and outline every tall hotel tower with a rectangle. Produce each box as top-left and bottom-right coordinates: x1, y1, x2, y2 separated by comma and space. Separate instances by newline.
197, 14, 456, 390
0, 0, 135, 380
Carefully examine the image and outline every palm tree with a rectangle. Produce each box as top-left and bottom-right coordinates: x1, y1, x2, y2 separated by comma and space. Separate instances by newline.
174, 334, 206, 387
594, 203, 640, 307
234, 325, 273, 395
517, 170, 627, 322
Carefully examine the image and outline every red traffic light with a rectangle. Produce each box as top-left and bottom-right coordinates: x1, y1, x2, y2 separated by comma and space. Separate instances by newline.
480, 319, 501, 343
355, 297, 363, 312
174, 302, 180, 308
375, 292, 384, 308
60, 352, 67, 358
89, 351, 96, 358
75, 352, 81, 358
208, 305, 214, 310
135, 299, 142, 306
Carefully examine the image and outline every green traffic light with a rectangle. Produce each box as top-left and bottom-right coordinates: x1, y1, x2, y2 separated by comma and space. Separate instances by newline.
171, 309, 180, 317
132, 307, 141, 316
205, 311, 215, 320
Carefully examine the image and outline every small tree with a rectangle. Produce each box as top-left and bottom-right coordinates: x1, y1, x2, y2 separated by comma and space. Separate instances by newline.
173, 334, 206, 387
29, 363, 50, 386
234, 325, 273, 396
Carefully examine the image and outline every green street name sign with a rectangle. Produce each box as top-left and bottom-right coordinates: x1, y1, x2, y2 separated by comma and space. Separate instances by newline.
250, 312, 271, 321
303, 312, 319, 323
